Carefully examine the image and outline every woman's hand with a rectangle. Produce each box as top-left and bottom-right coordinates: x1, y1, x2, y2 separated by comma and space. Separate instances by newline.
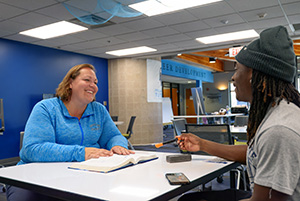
178, 133, 202, 152
111, 146, 135, 155
85, 147, 113, 160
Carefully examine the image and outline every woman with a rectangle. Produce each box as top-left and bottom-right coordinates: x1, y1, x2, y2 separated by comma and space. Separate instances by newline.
7, 63, 134, 200
178, 26, 300, 201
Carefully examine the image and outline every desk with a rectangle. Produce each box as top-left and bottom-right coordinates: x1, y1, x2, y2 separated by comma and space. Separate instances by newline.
0, 151, 239, 201
173, 114, 243, 124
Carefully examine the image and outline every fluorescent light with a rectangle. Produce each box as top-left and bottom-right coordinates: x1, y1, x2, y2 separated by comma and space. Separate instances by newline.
129, 0, 222, 16
106, 46, 157, 56
19, 21, 87, 39
196, 29, 259, 44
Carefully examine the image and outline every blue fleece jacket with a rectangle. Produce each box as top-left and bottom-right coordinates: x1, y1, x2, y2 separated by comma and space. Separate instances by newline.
19, 98, 128, 164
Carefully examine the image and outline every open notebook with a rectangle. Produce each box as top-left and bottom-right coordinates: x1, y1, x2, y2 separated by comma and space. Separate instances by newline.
69, 152, 158, 173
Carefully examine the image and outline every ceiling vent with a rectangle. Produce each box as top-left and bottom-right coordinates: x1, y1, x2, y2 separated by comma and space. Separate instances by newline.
69, 14, 115, 29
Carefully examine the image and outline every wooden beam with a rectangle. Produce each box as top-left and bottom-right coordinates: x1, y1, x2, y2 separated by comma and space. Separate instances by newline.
294, 44, 300, 56
190, 48, 235, 61
177, 54, 224, 72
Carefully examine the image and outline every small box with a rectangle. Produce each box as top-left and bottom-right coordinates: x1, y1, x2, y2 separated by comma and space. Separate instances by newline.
166, 154, 192, 163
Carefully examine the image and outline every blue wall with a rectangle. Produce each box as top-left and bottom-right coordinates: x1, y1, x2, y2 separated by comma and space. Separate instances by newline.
0, 39, 108, 160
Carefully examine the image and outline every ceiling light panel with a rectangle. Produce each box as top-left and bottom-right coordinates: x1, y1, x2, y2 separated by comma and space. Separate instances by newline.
196, 29, 259, 44
129, 0, 223, 16
106, 46, 157, 56
19, 21, 88, 39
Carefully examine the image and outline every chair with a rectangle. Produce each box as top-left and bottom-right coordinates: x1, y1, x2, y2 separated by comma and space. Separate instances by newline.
185, 124, 233, 146
172, 119, 187, 136
111, 116, 118, 121
122, 116, 136, 150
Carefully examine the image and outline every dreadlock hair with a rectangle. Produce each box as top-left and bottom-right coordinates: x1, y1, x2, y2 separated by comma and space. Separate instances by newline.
247, 69, 300, 146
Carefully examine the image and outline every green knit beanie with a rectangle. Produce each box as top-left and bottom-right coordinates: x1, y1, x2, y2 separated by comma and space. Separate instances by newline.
235, 25, 296, 83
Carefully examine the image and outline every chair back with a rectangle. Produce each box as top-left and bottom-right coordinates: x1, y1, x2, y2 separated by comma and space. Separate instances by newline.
234, 115, 248, 127
125, 116, 136, 138
111, 116, 118, 121
185, 124, 233, 155
172, 119, 186, 136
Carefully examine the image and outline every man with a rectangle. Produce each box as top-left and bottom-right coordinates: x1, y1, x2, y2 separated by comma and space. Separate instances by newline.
178, 25, 300, 201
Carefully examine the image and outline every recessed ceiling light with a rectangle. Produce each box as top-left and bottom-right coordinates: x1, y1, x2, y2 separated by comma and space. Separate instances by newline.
129, 0, 222, 16
196, 29, 259, 44
19, 21, 87, 39
106, 46, 157, 56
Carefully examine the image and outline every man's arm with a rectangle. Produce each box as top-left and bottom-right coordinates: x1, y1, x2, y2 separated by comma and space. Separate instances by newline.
200, 138, 247, 164
179, 133, 247, 164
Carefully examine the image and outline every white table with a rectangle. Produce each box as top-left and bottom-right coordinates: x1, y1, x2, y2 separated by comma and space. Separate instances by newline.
172, 114, 243, 124
0, 151, 239, 201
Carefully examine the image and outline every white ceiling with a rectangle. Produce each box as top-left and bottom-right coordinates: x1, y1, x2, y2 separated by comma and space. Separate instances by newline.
1, 0, 300, 65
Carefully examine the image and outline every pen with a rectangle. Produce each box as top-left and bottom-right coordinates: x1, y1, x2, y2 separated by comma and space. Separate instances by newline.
154, 136, 181, 148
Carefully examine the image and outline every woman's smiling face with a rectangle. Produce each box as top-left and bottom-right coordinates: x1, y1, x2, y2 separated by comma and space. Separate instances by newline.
69, 67, 98, 105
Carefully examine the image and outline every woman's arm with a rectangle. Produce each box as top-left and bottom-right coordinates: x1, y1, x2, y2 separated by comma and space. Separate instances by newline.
20, 101, 85, 163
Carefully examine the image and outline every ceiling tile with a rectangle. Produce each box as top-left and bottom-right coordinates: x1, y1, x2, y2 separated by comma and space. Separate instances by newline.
10, 12, 57, 27
289, 14, 300, 24
1, 0, 57, 11
226, 0, 278, 12
133, 38, 165, 46
151, 43, 179, 51
0, 19, 31, 33
170, 20, 210, 33
248, 16, 288, 30
188, 1, 235, 20
185, 28, 219, 38
95, 24, 133, 36
115, 32, 151, 42
0, 2, 27, 19
152, 10, 198, 25
3, 33, 39, 43
120, 18, 164, 31
203, 14, 246, 28
141, 27, 179, 37
172, 39, 207, 49
282, 1, 300, 15
72, 30, 107, 41
214, 23, 252, 33
239, 6, 283, 22
36, 3, 74, 21
157, 34, 191, 43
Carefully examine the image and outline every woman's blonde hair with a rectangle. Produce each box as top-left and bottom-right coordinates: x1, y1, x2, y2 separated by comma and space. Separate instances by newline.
56, 64, 96, 102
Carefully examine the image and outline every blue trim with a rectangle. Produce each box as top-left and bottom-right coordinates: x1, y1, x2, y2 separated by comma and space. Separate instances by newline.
161, 59, 213, 83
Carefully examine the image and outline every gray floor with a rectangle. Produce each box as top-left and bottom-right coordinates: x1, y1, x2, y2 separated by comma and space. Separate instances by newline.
0, 126, 233, 201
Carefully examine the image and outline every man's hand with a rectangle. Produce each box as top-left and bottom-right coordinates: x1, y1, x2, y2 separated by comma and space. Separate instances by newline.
178, 133, 201, 152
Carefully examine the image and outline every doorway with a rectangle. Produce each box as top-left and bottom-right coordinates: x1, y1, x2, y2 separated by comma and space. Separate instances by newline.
162, 82, 179, 116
